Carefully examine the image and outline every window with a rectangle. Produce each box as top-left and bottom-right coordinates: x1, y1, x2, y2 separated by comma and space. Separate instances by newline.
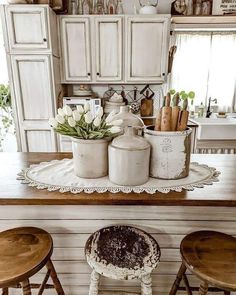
170, 31, 236, 112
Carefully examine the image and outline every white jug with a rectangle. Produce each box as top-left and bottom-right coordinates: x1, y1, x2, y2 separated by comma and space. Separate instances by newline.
139, 0, 158, 14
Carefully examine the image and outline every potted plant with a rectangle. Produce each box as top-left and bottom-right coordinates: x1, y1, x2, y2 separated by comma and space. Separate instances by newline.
0, 84, 15, 152
49, 104, 122, 178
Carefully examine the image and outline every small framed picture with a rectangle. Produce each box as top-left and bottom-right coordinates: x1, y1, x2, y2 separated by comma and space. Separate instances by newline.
212, 0, 236, 15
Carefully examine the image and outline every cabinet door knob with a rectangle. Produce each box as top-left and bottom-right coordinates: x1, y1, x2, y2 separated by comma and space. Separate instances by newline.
43, 38, 47, 42
162, 73, 165, 76
88, 73, 91, 76
96, 72, 100, 76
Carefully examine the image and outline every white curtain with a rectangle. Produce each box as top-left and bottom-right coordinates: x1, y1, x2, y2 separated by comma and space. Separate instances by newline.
170, 31, 236, 112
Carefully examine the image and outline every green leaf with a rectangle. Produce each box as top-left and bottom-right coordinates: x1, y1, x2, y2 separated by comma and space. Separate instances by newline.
169, 89, 176, 95
188, 91, 195, 99
182, 93, 188, 100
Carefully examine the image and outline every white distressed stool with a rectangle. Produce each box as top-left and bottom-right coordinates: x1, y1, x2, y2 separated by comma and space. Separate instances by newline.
85, 225, 161, 295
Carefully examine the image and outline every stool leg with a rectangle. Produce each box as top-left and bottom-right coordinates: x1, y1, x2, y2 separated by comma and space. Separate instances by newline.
2, 288, 8, 295
169, 262, 187, 295
46, 259, 65, 295
89, 270, 100, 295
198, 282, 208, 295
141, 274, 152, 295
21, 279, 31, 295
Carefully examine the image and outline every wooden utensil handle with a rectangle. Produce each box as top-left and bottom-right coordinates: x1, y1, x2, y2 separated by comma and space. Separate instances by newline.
177, 110, 189, 131
161, 106, 172, 131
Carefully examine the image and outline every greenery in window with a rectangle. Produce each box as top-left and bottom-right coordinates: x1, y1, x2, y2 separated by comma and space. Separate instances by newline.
0, 84, 15, 151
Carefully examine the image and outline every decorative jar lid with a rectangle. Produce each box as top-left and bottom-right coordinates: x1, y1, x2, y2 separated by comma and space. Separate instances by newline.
111, 126, 150, 150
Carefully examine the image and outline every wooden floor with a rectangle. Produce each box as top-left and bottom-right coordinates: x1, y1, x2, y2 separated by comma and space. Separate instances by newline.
0, 205, 236, 295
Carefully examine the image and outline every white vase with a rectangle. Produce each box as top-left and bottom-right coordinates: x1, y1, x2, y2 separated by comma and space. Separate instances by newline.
109, 126, 150, 186
71, 137, 111, 178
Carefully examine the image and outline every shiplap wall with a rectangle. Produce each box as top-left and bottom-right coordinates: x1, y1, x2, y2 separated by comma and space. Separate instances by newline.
0, 205, 236, 295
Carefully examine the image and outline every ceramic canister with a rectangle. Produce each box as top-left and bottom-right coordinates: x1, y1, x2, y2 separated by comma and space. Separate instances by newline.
112, 105, 144, 132
71, 137, 111, 178
108, 127, 150, 186
144, 126, 192, 180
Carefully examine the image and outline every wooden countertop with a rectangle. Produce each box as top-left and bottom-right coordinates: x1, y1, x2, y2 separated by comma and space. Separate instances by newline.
0, 152, 235, 206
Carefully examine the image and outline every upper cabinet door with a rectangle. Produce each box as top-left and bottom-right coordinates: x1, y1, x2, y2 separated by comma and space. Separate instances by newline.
126, 16, 170, 83
60, 16, 92, 82
94, 16, 123, 82
5, 5, 49, 51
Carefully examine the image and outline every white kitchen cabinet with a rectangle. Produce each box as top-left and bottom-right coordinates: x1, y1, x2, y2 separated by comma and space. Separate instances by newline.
125, 15, 170, 83
60, 16, 92, 82
94, 16, 123, 82
11, 55, 58, 152
5, 5, 49, 51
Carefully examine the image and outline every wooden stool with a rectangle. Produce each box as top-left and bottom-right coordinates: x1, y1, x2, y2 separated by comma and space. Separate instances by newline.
0, 227, 65, 295
85, 225, 161, 295
170, 230, 236, 295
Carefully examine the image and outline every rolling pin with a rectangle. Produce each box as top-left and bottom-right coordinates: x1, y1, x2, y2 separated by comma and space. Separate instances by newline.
171, 93, 180, 131
161, 92, 172, 131
177, 99, 189, 131
154, 95, 166, 131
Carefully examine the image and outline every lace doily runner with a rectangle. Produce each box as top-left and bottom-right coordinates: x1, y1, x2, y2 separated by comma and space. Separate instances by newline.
17, 159, 220, 194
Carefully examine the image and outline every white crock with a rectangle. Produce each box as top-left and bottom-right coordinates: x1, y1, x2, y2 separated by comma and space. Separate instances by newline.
71, 137, 111, 178
109, 127, 150, 186
112, 105, 144, 132
144, 126, 192, 180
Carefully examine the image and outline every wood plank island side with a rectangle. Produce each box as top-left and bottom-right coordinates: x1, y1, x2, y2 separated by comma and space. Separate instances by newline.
1, 152, 236, 295
0, 152, 236, 206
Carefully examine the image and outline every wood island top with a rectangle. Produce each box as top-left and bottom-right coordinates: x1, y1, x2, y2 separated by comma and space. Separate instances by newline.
0, 152, 236, 206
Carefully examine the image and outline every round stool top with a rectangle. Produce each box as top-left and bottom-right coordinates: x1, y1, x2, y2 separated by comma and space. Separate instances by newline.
85, 225, 160, 280
181, 230, 236, 291
0, 227, 53, 288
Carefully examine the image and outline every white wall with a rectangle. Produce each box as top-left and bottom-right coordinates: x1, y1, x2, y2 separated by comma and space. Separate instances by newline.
122, 0, 173, 14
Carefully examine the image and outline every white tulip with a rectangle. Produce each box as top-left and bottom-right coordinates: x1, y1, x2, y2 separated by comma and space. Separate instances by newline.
110, 119, 123, 126
56, 114, 65, 124
58, 108, 65, 117
48, 117, 58, 128
77, 105, 84, 113
105, 110, 117, 124
72, 110, 81, 121
63, 105, 73, 116
68, 117, 76, 127
84, 111, 93, 124
84, 102, 90, 112
109, 126, 122, 134
93, 116, 101, 127
97, 106, 103, 118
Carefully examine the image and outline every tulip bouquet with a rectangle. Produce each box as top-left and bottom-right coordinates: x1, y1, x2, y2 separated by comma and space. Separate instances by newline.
49, 103, 122, 140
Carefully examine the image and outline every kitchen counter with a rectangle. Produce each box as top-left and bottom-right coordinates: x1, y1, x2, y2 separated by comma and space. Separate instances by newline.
0, 152, 236, 206
1, 152, 236, 295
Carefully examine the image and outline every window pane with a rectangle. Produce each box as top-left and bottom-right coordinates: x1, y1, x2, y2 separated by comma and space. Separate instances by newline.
208, 32, 236, 112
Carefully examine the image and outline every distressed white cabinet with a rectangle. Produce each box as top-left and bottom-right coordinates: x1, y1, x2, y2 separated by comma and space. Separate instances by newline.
1, 5, 60, 152
60, 16, 92, 82
94, 16, 123, 82
59, 15, 170, 84
4, 5, 58, 55
10, 55, 58, 152
125, 15, 170, 83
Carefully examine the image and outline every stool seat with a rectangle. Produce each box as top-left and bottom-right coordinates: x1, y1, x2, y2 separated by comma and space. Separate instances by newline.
0, 227, 52, 288
181, 230, 236, 291
85, 225, 160, 280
